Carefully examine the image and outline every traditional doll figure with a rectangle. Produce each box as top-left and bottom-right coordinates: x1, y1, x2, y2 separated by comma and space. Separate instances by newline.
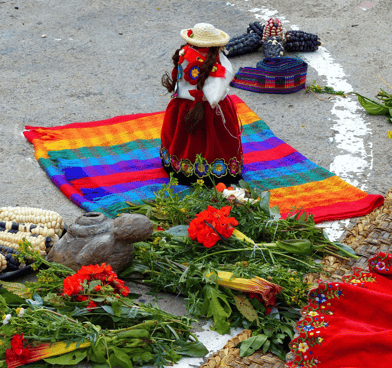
160, 23, 243, 186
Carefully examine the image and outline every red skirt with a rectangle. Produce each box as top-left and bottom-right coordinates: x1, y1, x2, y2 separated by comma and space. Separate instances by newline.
160, 96, 243, 185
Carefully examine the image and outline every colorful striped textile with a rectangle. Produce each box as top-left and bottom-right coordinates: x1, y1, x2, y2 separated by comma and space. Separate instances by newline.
230, 57, 307, 94
23, 95, 384, 223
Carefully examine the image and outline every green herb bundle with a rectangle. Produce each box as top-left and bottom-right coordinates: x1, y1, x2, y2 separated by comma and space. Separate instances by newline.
0, 242, 207, 368
117, 177, 358, 360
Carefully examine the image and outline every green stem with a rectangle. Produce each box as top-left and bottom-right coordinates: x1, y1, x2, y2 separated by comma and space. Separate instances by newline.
108, 320, 158, 334
194, 246, 318, 268
34, 308, 79, 324
103, 338, 113, 368
193, 246, 276, 263
329, 243, 359, 260
322, 247, 352, 261
266, 251, 319, 269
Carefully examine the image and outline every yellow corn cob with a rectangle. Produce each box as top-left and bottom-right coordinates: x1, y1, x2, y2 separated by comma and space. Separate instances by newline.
7, 341, 91, 368
0, 253, 6, 272
207, 270, 282, 305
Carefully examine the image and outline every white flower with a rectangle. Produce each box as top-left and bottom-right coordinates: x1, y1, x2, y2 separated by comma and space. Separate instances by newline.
2, 314, 11, 325
17, 307, 25, 317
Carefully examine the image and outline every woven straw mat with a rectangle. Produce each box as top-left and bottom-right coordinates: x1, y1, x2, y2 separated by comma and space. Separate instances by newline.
199, 188, 392, 368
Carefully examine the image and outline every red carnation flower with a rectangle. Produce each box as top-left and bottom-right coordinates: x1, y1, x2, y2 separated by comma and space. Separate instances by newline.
187, 29, 193, 38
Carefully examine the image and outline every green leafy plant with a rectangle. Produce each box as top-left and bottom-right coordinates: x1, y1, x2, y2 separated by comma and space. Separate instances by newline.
0, 241, 207, 368
306, 78, 392, 123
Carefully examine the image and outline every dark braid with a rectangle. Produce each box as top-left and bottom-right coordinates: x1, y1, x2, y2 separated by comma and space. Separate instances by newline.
162, 44, 188, 93
196, 47, 220, 91
185, 46, 220, 135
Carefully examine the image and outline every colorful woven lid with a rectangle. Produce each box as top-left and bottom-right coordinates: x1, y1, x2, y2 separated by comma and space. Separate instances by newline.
181, 23, 230, 47
230, 57, 308, 94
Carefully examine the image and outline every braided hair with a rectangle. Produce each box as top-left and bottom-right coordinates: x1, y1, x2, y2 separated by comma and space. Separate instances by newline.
185, 46, 220, 134
161, 45, 221, 134
161, 44, 187, 93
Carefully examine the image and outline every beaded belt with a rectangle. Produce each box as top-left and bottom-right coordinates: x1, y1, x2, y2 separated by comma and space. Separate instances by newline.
230, 57, 308, 94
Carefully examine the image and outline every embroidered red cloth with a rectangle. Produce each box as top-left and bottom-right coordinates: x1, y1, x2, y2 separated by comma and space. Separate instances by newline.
287, 252, 392, 368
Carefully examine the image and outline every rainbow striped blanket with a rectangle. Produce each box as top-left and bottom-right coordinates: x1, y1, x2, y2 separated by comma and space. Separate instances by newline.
24, 96, 383, 223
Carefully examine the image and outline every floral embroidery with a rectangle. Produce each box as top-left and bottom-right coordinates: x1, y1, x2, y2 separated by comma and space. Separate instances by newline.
287, 283, 344, 367
298, 342, 309, 353
228, 157, 240, 176
211, 159, 227, 177
184, 61, 202, 85
290, 334, 321, 367
342, 269, 376, 287
368, 252, 392, 274
160, 147, 242, 179
195, 158, 210, 178
180, 159, 194, 177
179, 45, 226, 79
314, 293, 326, 304
308, 283, 343, 307
171, 156, 181, 173
160, 147, 170, 166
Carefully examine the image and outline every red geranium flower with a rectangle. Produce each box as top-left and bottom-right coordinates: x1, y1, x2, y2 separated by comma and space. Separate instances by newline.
75, 295, 88, 302
86, 300, 97, 310
62, 263, 129, 309
120, 286, 130, 297
188, 206, 238, 248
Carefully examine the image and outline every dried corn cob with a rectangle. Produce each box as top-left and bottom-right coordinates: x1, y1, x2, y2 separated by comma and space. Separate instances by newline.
0, 229, 49, 256
207, 270, 282, 306
0, 207, 65, 237
0, 221, 59, 238
0, 253, 6, 272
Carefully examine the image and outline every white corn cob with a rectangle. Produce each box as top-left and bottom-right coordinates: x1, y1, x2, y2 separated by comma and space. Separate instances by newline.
0, 253, 6, 272
0, 230, 47, 256
0, 221, 59, 239
0, 207, 65, 237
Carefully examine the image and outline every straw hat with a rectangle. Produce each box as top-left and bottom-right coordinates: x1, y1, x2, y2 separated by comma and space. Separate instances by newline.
180, 23, 230, 47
